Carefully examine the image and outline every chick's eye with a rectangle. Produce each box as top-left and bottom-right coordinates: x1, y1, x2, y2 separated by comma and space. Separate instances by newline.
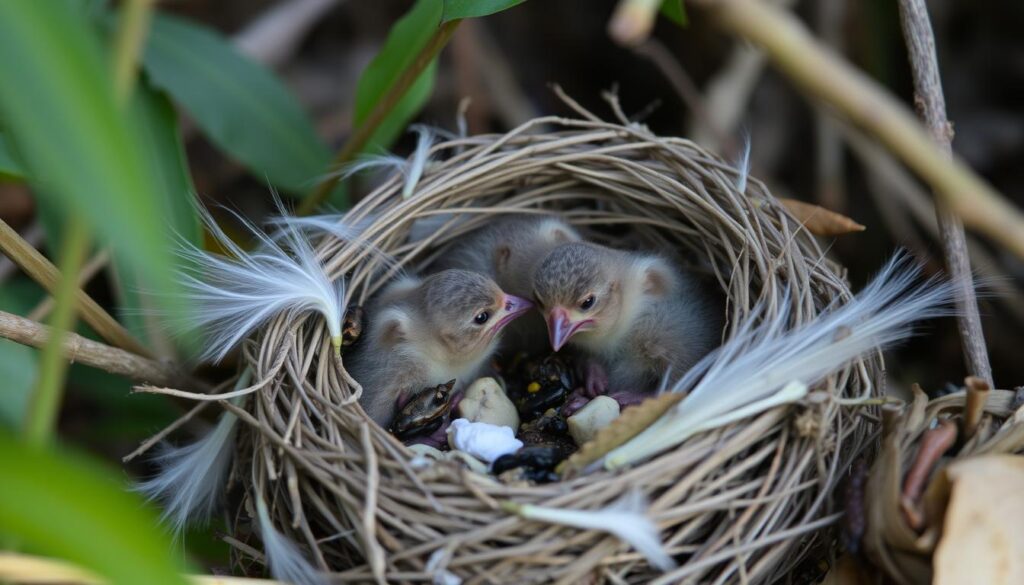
580, 295, 596, 310
473, 311, 490, 325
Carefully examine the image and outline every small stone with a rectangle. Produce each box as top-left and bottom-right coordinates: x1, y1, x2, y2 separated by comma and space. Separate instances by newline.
447, 418, 523, 463
567, 396, 620, 445
457, 377, 520, 430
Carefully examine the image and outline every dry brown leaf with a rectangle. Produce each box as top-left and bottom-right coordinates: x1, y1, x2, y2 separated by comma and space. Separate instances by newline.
779, 198, 866, 236
557, 392, 683, 477
934, 455, 1024, 585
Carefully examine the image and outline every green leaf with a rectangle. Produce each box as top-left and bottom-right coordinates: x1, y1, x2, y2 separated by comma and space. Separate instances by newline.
0, 433, 189, 585
143, 13, 331, 194
0, 133, 26, 180
113, 81, 201, 351
0, 1, 179, 323
442, 0, 525, 21
660, 0, 688, 26
354, 0, 443, 152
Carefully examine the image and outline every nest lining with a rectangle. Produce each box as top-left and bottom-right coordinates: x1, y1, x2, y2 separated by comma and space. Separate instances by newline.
227, 105, 880, 584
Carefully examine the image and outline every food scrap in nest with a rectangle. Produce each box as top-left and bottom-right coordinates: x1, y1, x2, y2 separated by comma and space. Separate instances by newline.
503, 352, 577, 420
340, 305, 365, 350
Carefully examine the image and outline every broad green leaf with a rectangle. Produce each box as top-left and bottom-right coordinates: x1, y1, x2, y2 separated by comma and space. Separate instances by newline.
113, 81, 200, 351
353, 0, 443, 152
143, 13, 331, 194
0, 433, 189, 585
0, 133, 25, 180
442, 0, 526, 21
0, 1, 179, 325
660, 0, 688, 26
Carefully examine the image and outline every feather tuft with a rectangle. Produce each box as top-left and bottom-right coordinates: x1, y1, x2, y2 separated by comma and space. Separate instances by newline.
514, 489, 676, 572
256, 497, 327, 585
172, 200, 344, 363
329, 125, 438, 199
734, 132, 751, 195
606, 251, 959, 469
135, 371, 251, 535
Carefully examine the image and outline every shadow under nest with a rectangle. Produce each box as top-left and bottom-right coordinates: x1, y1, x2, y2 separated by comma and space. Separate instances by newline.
224, 105, 880, 584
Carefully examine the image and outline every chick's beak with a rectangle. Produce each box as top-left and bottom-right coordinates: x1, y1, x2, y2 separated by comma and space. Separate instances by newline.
491, 294, 533, 333
547, 307, 582, 352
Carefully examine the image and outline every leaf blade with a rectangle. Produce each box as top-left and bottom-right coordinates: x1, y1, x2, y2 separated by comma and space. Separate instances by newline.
353, 0, 444, 152
0, 433, 189, 585
143, 13, 331, 193
442, 0, 526, 21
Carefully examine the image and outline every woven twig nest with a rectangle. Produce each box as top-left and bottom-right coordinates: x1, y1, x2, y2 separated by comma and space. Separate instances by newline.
228, 107, 880, 584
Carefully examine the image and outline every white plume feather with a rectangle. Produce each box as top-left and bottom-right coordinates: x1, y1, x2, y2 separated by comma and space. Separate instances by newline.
328, 125, 437, 199
265, 212, 406, 278
734, 132, 751, 195
173, 201, 345, 363
257, 496, 327, 585
135, 370, 252, 535
512, 489, 676, 572
604, 252, 958, 469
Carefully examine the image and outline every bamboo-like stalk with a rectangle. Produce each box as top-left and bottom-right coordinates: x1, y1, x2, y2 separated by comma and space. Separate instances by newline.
0, 551, 280, 585
689, 0, 1024, 259
23, 218, 90, 445
297, 19, 461, 215
897, 0, 992, 386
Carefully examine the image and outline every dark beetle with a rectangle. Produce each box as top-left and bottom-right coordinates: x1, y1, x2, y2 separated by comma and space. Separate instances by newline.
391, 379, 456, 439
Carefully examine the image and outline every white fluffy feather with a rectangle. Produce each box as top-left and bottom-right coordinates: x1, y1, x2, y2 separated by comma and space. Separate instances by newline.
734, 132, 751, 195
329, 125, 437, 199
256, 496, 327, 585
513, 489, 676, 572
265, 212, 405, 278
173, 202, 345, 363
135, 370, 252, 535
604, 252, 958, 469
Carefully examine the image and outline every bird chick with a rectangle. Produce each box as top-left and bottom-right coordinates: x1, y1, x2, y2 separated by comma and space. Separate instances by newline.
347, 269, 533, 427
532, 242, 723, 398
434, 215, 580, 348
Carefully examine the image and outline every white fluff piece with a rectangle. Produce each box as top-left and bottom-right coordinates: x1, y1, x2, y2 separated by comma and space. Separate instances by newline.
173, 201, 345, 363
331, 125, 437, 199
446, 418, 523, 464
514, 489, 676, 572
256, 496, 327, 585
135, 371, 251, 535
734, 131, 751, 195
604, 252, 958, 469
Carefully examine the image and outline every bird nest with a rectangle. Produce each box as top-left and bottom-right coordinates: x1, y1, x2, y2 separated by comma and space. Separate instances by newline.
225, 105, 879, 584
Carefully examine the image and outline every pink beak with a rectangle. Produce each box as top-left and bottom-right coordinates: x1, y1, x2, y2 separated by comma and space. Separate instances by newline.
547, 307, 582, 352
492, 294, 533, 333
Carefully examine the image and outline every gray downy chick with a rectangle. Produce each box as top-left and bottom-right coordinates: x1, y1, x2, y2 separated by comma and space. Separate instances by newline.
346, 269, 533, 427
434, 215, 580, 349
532, 241, 723, 399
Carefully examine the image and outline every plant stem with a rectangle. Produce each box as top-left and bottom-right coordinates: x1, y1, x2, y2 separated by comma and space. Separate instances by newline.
689, 0, 1024, 259
0, 218, 150, 357
23, 217, 89, 446
0, 309, 182, 387
897, 0, 992, 387
111, 0, 156, 100
297, 19, 461, 215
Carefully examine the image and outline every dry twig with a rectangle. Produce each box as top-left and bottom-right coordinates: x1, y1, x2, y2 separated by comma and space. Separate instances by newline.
897, 0, 992, 386
689, 0, 1024, 258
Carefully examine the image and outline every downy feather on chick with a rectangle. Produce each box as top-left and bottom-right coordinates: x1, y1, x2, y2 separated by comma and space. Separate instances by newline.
532, 241, 724, 395
346, 269, 533, 427
433, 215, 581, 350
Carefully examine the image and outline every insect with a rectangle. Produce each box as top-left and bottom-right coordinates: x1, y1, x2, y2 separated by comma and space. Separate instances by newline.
391, 380, 456, 440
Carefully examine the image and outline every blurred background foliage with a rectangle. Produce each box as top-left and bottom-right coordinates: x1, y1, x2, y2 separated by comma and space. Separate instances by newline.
0, 0, 1021, 579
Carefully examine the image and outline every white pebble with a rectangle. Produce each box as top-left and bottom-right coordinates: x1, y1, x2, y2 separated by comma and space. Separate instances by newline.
446, 418, 523, 463
568, 396, 621, 445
